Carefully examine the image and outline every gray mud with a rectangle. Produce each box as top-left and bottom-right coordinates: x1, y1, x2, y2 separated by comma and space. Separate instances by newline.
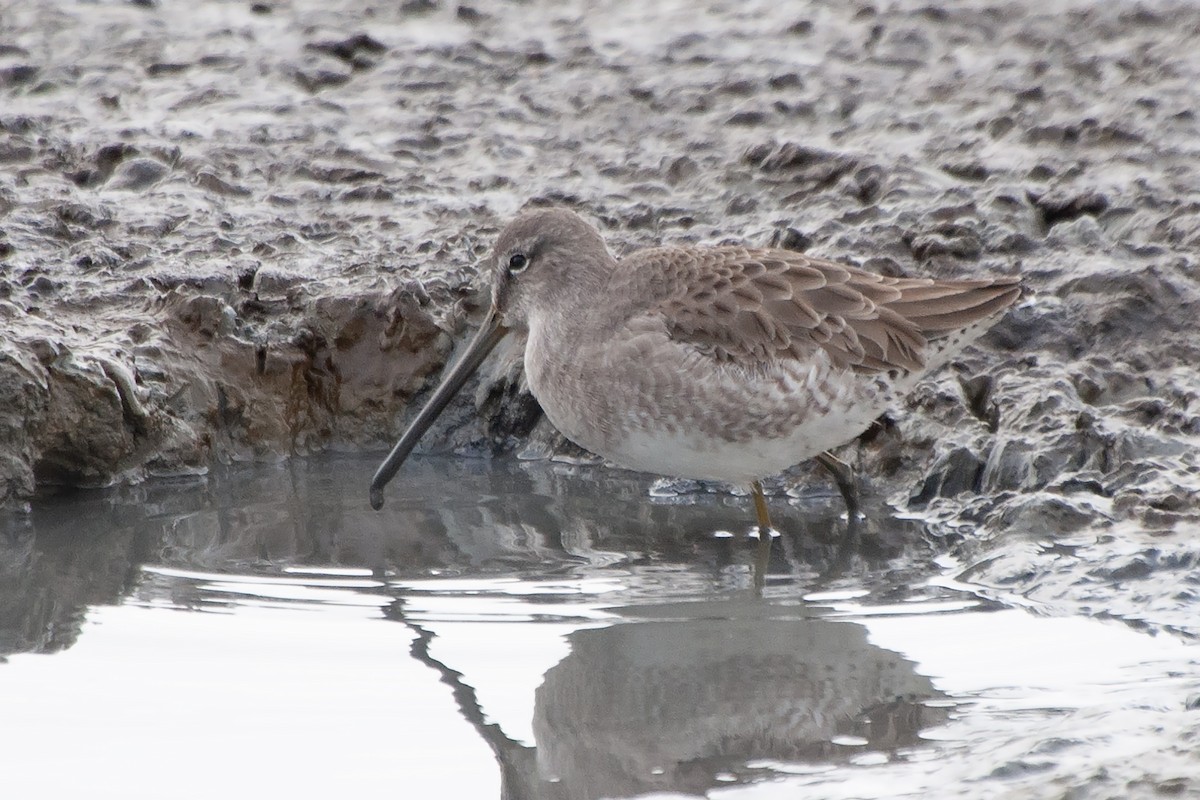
1, 3, 1199, 634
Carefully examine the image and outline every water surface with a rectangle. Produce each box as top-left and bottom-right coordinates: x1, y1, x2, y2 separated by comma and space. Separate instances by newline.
1, 456, 1196, 798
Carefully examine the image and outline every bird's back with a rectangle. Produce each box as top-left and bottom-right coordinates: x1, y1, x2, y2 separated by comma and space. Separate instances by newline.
618, 245, 1020, 378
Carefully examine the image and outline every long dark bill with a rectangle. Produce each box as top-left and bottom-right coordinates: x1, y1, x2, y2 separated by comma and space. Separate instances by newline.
369, 306, 509, 510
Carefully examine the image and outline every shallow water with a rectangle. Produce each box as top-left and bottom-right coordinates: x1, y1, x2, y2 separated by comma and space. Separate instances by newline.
1, 456, 1197, 799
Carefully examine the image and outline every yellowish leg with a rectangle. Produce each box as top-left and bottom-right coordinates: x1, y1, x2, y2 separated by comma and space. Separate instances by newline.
751, 480, 773, 594
750, 479, 773, 531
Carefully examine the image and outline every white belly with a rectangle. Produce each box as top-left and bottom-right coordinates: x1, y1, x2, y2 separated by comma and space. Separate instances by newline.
595, 403, 879, 484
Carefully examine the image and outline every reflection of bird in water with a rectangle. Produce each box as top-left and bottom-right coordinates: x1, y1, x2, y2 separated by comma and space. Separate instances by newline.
371, 207, 1019, 531
532, 611, 944, 797
399, 598, 945, 799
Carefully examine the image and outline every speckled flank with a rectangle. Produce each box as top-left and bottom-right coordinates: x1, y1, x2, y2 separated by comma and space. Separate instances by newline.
496, 208, 1020, 485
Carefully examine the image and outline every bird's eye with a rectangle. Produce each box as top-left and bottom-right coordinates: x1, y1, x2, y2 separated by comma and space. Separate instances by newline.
507, 253, 529, 273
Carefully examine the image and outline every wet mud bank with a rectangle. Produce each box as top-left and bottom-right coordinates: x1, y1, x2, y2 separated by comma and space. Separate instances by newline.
2, 2, 1199, 630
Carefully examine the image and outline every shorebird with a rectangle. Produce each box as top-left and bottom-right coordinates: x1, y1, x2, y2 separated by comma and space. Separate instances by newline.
370, 208, 1020, 529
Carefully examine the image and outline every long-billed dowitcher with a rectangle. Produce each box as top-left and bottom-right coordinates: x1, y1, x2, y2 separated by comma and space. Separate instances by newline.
370, 208, 1020, 528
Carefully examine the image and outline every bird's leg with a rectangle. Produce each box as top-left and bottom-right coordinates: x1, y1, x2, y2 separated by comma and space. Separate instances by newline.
816, 451, 860, 520
750, 479, 773, 532
750, 479, 773, 595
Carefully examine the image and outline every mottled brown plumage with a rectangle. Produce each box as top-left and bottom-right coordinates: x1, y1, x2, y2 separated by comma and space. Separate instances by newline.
370, 207, 1022, 523
645, 247, 1019, 373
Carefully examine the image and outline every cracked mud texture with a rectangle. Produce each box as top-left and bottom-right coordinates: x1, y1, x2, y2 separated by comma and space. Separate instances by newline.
2, 0, 1200, 663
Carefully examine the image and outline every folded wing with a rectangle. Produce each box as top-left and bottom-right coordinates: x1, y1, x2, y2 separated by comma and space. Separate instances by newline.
651, 247, 1021, 374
